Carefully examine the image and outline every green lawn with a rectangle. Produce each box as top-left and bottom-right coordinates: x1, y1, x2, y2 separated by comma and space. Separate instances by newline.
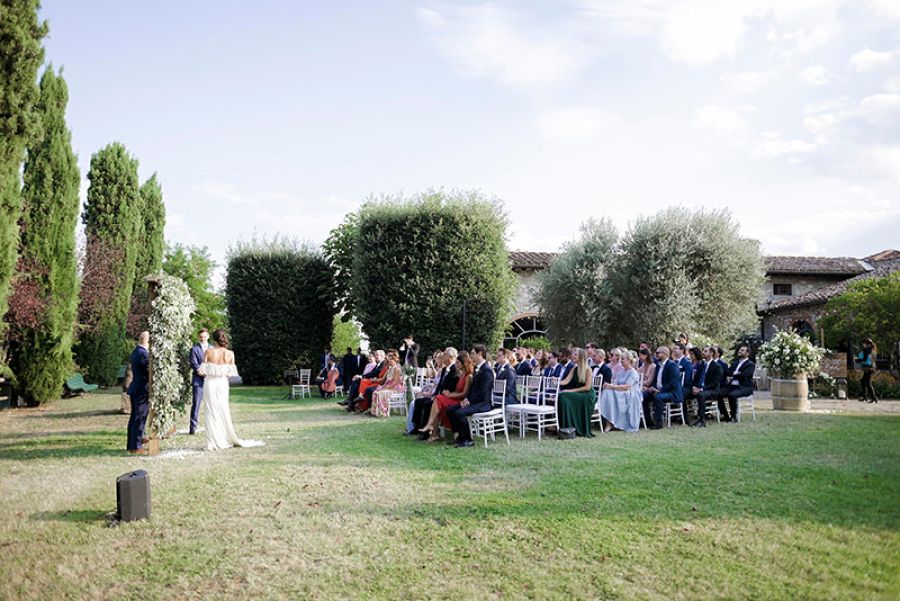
1, 388, 898, 600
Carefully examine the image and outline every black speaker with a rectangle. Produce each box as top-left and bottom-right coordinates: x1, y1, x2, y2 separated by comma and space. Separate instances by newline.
116, 470, 151, 522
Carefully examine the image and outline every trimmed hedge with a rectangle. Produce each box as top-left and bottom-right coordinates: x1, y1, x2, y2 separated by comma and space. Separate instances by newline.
226, 238, 335, 384
347, 190, 516, 355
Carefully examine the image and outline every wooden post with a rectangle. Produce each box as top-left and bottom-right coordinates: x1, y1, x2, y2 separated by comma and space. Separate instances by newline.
145, 276, 161, 456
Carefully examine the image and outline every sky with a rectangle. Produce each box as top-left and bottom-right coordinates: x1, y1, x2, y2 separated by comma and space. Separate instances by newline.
39, 0, 900, 279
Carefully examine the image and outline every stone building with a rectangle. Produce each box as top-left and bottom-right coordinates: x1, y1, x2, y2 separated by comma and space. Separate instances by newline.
507, 248, 900, 346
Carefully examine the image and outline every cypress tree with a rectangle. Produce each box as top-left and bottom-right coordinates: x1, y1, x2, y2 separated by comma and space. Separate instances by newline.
135, 174, 165, 281
77, 143, 141, 385
12, 66, 81, 403
0, 1, 47, 345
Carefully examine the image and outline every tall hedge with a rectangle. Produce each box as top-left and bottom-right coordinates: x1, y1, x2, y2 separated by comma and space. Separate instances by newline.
135, 173, 165, 281
12, 66, 81, 403
76, 143, 141, 385
0, 1, 47, 344
346, 189, 516, 354
226, 238, 335, 384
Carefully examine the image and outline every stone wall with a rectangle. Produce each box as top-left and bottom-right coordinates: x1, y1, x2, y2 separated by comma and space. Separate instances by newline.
514, 269, 541, 315
760, 275, 848, 305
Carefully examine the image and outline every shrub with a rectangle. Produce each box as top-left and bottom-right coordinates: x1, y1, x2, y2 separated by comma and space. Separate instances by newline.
344, 189, 516, 356
226, 237, 335, 384
519, 335, 553, 351
846, 371, 900, 399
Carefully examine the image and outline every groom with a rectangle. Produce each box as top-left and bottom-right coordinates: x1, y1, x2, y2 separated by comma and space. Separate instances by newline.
189, 328, 209, 434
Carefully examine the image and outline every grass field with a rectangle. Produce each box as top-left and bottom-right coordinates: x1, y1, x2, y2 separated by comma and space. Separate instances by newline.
1, 388, 898, 600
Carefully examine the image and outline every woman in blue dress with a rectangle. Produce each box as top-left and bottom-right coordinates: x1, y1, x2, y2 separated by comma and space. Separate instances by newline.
599, 350, 642, 432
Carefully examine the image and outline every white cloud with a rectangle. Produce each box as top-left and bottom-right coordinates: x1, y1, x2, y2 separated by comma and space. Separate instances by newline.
658, 2, 750, 64
800, 65, 831, 85
885, 75, 900, 94
850, 46, 897, 72
862, 145, 900, 185
192, 182, 258, 205
865, 0, 900, 20
535, 108, 617, 141
720, 70, 772, 94
415, 4, 586, 86
858, 93, 900, 126
802, 112, 837, 137
694, 104, 757, 135
750, 131, 817, 160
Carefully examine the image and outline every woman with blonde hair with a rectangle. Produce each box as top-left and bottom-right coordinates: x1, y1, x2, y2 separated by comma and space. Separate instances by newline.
599, 349, 642, 432
555, 347, 596, 437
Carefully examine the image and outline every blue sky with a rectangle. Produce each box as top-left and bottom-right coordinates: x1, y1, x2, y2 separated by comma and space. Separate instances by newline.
40, 0, 900, 276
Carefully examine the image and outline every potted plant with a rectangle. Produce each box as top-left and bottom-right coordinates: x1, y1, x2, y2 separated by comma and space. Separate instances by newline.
758, 330, 825, 411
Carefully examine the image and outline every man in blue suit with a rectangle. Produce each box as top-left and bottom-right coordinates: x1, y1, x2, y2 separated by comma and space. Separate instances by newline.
127, 331, 151, 454
493, 348, 518, 406
560, 348, 575, 382
188, 328, 209, 435
448, 344, 496, 448
543, 351, 563, 379
673, 343, 693, 402
593, 348, 612, 385
642, 346, 683, 429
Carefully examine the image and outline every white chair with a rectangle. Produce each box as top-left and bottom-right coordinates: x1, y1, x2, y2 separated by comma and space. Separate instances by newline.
509, 377, 559, 441
469, 380, 510, 447
388, 388, 408, 416
591, 374, 604, 431
506, 375, 542, 438
663, 372, 687, 427
698, 396, 720, 423
736, 394, 756, 422
291, 369, 312, 399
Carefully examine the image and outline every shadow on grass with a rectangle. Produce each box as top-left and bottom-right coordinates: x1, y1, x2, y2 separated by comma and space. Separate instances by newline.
0, 430, 123, 460
26, 408, 122, 420
29, 509, 109, 523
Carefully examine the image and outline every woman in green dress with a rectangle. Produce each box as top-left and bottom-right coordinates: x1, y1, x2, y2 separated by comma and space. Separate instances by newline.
556, 347, 595, 437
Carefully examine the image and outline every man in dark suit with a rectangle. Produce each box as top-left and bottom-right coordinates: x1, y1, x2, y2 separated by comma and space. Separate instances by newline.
691, 346, 723, 427
560, 348, 575, 382
413, 348, 459, 438
719, 345, 755, 422
399, 335, 420, 369
673, 343, 694, 402
493, 348, 518, 406
448, 345, 495, 447
341, 347, 357, 384
715, 346, 729, 377
127, 331, 151, 454
188, 328, 209, 435
593, 348, 612, 385
514, 349, 532, 377
642, 346, 684, 429
543, 351, 563, 379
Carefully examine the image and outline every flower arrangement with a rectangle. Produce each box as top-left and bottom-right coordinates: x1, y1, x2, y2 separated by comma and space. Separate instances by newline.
757, 329, 825, 380
148, 272, 196, 435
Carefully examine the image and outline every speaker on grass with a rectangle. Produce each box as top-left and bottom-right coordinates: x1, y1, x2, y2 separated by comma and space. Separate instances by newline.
116, 469, 151, 522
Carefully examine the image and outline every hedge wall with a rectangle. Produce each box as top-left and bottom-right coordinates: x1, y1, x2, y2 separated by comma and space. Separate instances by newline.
348, 189, 516, 355
226, 238, 335, 384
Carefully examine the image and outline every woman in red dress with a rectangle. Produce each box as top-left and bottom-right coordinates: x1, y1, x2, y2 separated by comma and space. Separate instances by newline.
418, 351, 473, 442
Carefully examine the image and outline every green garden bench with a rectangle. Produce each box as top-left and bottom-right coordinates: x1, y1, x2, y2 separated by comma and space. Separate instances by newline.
64, 373, 99, 397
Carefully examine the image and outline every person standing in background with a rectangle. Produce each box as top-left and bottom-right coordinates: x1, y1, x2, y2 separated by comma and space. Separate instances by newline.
189, 328, 210, 435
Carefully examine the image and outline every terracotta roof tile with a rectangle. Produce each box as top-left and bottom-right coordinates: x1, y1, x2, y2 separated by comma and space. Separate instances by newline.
764, 256, 869, 275
761, 260, 900, 313
509, 251, 558, 270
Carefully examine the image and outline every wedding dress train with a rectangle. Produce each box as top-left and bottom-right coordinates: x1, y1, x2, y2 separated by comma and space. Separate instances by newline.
201, 363, 264, 451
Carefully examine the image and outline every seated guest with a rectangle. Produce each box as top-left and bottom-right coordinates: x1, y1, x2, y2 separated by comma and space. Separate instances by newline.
543, 351, 562, 379
340, 352, 378, 405
683, 346, 704, 414
559, 348, 575, 381
672, 343, 693, 402
585, 342, 599, 367
514, 349, 532, 378
531, 349, 547, 376
642, 346, 683, 429
316, 355, 340, 398
447, 345, 495, 448
419, 351, 472, 442
593, 349, 612, 385
718, 345, 755, 422
677, 332, 693, 351
493, 348, 518, 406
691, 346, 723, 427
555, 347, 595, 437
608, 348, 623, 377
599, 350, 642, 432
348, 350, 387, 412
410, 348, 459, 437
371, 350, 404, 417
637, 348, 656, 393
715, 346, 729, 376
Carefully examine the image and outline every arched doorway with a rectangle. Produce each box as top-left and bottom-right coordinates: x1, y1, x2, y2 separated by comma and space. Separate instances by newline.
504, 313, 547, 348
792, 320, 815, 339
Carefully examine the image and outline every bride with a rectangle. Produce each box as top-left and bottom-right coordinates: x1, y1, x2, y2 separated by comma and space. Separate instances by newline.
200, 329, 264, 451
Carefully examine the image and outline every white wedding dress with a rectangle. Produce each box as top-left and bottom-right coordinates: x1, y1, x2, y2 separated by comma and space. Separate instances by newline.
201, 362, 265, 451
